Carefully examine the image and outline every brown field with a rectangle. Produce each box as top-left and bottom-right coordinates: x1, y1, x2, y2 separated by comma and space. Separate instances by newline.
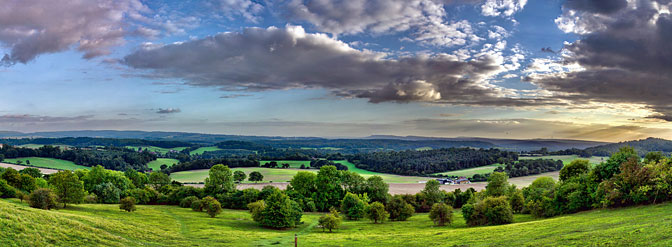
0, 162, 60, 174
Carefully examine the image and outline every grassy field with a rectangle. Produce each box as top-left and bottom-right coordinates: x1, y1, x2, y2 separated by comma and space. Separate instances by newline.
2, 157, 89, 171
189, 146, 223, 155
520, 155, 607, 166
171, 161, 434, 184
147, 158, 180, 171
2, 198, 671, 246
17, 144, 73, 149
432, 164, 504, 177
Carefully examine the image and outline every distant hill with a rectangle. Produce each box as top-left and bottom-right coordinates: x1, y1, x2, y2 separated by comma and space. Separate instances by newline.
366, 135, 607, 151
583, 137, 672, 156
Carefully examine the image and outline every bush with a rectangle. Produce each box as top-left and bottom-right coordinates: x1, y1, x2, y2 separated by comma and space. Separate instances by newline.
93, 182, 121, 204
387, 195, 414, 221
180, 196, 199, 208
85, 194, 98, 203
509, 190, 525, 213
29, 188, 57, 210
247, 200, 266, 222
366, 201, 388, 224
120, 197, 137, 212
429, 203, 453, 226
0, 179, 16, 198
464, 196, 513, 226
191, 199, 203, 212
340, 192, 367, 220
255, 190, 303, 229
318, 208, 341, 232
560, 160, 590, 181
202, 196, 222, 218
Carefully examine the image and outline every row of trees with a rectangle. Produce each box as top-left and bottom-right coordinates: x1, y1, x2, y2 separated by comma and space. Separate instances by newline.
0, 145, 156, 171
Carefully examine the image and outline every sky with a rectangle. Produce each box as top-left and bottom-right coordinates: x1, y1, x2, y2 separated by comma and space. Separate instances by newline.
1, 0, 672, 142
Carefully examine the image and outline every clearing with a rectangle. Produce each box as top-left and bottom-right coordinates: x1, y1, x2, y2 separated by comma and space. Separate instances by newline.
189, 146, 223, 155
1, 157, 89, 171
147, 158, 180, 171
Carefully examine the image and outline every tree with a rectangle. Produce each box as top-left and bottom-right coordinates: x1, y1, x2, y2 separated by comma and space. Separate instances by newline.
314, 166, 344, 211
387, 195, 415, 221
28, 188, 57, 210
366, 201, 388, 224
644, 151, 664, 164
560, 159, 590, 181
592, 146, 638, 181
234, 170, 246, 183
429, 203, 453, 226
180, 196, 199, 208
119, 197, 137, 212
289, 171, 317, 199
249, 171, 264, 183
340, 192, 368, 220
201, 196, 222, 218
0, 179, 16, 198
365, 176, 389, 204
318, 208, 341, 232
18, 174, 36, 193
19, 167, 42, 178
204, 164, 235, 195
253, 190, 303, 229
148, 171, 171, 190
93, 182, 121, 204
247, 200, 266, 222
49, 170, 85, 208
124, 169, 148, 189
422, 179, 443, 205
1, 168, 21, 188
509, 189, 525, 213
486, 172, 509, 197
191, 199, 203, 212
463, 196, 513, 226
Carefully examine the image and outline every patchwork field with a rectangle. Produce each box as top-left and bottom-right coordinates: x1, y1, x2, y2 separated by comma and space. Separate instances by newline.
189, 146, 223, 155
126, 146, 189, 154
2, 157, 89, 171
2, 198, 671, 246
147, 158, 180, 171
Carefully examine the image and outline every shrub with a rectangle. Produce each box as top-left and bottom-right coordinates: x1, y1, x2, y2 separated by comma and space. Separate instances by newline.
318, 208, 341, 232
191, 199, 204, 211
509, 190, 525, 213
387, 195, 414, 221
127, 188, 151, 204
29, 188, 57, 210
247, 200, 266, 222
486, 172, 509, 197
180, 196, 199, 208
202, 196, 222, 218
464, 196, 513, 226
93, 182, 121, 204
0, 179, 16, 198
256, 190, 303, 229
340, 192, 367, 220
429, 203, 453, 226
120, 197, 137, 212
85, 194, 98, 203
365, 201, 388, 224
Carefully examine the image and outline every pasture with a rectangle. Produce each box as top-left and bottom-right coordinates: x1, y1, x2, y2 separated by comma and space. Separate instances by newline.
2, 157, 89, 171
126, 146, 189, 154
147, 158, 180, 171
189, 146, 223, 155
1, 198, 670, 246
519, 155, 607, 166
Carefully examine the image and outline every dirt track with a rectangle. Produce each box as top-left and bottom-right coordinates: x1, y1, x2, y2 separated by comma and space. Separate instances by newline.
0, 162, 60, 174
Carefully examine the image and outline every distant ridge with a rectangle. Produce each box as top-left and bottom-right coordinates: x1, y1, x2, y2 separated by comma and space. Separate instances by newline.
366, 135, 607, 151
582, 137, 672, 156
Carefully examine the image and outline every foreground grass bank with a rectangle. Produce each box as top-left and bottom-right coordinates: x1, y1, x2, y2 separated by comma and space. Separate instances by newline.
2, 199, 671, 246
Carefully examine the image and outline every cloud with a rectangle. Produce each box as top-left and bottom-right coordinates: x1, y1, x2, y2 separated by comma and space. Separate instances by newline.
530, 0, 672, 121
214, 0, 264, 22
0, 0, 153, 65
280, 0, 483, 47
156, 108, 181, 114
481, 0, 528, 17
124, 25, 545, 106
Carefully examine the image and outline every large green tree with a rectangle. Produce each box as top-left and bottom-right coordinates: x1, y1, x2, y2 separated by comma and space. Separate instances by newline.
204, 164, 235, 195
49, 170, 85, 208
148, 171, 171, 190
314, 165, 344, 211
421, 179, 443, 205
485, 172, 509, 197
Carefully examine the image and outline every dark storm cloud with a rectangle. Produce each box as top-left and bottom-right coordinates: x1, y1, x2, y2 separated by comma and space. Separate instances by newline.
531, 0, 672, 121
124, 25, 539, 106
564, 0, 628, 14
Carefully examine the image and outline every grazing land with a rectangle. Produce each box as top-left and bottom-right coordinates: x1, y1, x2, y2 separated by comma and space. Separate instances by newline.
126, 146, 188, 154
519, 155, 607, 165
147, 158, 180, 171
2, 157, 89, 170
2, 198, 670, 246
432, 164, 504, 177
18, 144, 73, 149
189, 146, 223, 155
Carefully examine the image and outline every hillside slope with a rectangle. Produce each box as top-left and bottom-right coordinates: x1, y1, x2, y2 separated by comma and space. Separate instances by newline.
584, 137, 672, 156
1, 199, 671, 246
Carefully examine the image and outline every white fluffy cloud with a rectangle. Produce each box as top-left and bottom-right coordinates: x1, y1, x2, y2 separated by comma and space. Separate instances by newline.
481, 0, 528, 17
0, 0, 153, 65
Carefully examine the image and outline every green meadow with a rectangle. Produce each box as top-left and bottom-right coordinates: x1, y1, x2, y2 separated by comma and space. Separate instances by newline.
17, 144, 73, 149
519, 155, 607, 166
189, 146, 223, 155
432, 164, 504, 177
1, 198, 670, 246
260, 160, 311, 168
2, 157, 89, 171
126, 146, 189, 154
147, 158, 180, 171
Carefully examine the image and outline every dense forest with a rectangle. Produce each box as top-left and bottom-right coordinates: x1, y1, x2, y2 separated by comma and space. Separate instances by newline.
0, 145, 156, 171
348, 148, 518, 176
542, 138, 672, 157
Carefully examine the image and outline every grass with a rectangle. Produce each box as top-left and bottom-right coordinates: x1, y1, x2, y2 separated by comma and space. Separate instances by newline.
2, 198, 672, 246
432, 164, 504, 177
189, 146, 223, 155
2, 157, 89, 170
260, 160, 311, 168
126, 146, 188, 154
147, 158, 180, 171
520, 155, 608, 167
18, 144, 73, 149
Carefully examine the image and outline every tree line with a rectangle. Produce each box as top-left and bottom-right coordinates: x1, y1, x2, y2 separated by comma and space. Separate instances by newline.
0, 145, 156, 171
